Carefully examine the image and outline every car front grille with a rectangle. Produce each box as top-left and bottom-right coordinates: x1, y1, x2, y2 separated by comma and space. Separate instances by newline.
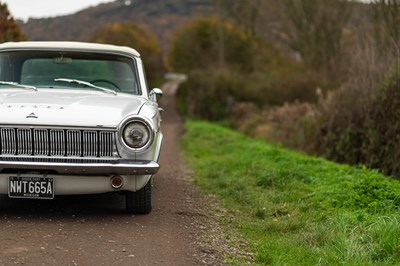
0, 127, 116, 158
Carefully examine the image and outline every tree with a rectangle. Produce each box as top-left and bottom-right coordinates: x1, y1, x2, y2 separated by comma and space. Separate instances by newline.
168, 17, 255, 73
0, 3, 26, 42
372, 0, 400, 85
218, 0, 264, 37
91, 22, 165, 85
281, 0, 350, 82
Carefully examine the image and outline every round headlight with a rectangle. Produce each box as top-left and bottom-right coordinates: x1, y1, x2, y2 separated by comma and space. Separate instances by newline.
122, 121, 151, 149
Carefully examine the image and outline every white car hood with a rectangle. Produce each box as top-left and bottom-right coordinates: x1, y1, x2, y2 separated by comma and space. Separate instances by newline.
0, 89, 147, 128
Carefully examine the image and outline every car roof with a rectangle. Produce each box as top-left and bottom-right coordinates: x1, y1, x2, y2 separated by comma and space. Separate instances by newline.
0, 41, 141, 57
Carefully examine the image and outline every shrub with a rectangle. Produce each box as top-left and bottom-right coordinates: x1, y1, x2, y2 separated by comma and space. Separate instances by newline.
303, 32, 394, 169
362, 74, 400, 177
247, 69, 326, 106
177, 68, 244, 120
230, 100, 317, 152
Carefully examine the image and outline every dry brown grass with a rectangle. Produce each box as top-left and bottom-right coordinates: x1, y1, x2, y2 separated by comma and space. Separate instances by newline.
230, 100, 316, 152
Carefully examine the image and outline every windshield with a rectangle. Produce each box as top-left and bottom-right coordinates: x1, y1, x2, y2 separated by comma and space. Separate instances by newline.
0, 51, 141, 95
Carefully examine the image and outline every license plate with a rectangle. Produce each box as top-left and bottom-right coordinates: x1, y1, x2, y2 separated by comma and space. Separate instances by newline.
8, 176, 54, 199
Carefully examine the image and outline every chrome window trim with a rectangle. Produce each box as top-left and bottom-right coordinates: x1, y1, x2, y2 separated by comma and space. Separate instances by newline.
0, 48, 143, 96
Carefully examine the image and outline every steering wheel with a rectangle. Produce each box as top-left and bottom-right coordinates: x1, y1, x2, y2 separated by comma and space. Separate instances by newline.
90, 79, 121, 91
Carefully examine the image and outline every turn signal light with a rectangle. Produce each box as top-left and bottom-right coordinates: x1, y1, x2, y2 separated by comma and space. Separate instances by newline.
111, 176, 123, 189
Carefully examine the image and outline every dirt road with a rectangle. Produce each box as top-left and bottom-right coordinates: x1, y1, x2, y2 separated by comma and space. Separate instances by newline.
0, 81, 220, 265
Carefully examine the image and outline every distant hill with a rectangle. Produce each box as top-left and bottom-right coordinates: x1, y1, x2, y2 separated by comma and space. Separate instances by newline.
18, 0, 213, 50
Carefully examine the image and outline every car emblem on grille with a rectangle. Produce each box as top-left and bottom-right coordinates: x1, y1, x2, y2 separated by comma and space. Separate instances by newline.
26, 112, 38, 119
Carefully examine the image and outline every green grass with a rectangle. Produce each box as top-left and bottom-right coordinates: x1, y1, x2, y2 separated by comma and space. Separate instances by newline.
180, 120, 400, 265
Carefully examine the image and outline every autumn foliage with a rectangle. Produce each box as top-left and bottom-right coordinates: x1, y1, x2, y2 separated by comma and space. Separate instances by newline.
0, 3, 25, 42
169, 17, 254, 73
91, 22, 165, 85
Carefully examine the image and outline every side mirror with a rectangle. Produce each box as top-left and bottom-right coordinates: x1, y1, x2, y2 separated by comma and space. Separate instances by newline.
149, 88, 163, 102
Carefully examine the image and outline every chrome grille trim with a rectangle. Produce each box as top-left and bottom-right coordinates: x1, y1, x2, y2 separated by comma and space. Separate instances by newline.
50, 129, 65, 156
17, 128, 32, 155
0, 127, 115, 158
83, 131, 97, 157
1, 128, 16, 155
100, 132, 113, 157
66, 130, 81, 156
34, 129, 48, 155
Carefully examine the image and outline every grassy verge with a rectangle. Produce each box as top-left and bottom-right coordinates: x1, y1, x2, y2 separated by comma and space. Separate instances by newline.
181, 120, 400, 265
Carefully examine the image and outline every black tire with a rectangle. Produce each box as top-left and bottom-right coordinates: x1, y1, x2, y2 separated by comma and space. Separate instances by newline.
125, 180, 152, 214
0, 194, 6, 208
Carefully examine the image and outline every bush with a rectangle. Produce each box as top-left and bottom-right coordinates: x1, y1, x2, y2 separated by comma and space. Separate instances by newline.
175, 38, 327, 120
247, 69, 326, 106
230, 100, 317, 152
302, 62, 400, 178
177, 62, 325, 121
177, 68, 243, 120
362, 74, 400, 177
276, 30, 396, 174
312, 87, 368, 164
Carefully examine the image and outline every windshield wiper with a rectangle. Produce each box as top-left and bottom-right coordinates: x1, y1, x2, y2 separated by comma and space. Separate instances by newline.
0, 81, 37, 91
54, 78, 117, 95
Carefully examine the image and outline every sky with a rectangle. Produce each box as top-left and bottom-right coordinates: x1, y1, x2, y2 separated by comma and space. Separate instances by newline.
2, 0, 373, 22
2, 0, 115, 21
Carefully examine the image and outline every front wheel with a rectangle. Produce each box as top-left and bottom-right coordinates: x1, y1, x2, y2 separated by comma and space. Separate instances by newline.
125, 180, 152, 214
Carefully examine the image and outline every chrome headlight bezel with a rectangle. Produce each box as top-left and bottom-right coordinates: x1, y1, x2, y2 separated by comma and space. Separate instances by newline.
118, 116, 154, 153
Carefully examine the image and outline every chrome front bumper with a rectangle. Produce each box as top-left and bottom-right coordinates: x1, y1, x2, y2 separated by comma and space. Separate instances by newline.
0, 157, 159, 175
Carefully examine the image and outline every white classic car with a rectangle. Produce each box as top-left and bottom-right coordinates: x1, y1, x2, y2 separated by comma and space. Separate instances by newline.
0, 41, 163, 214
